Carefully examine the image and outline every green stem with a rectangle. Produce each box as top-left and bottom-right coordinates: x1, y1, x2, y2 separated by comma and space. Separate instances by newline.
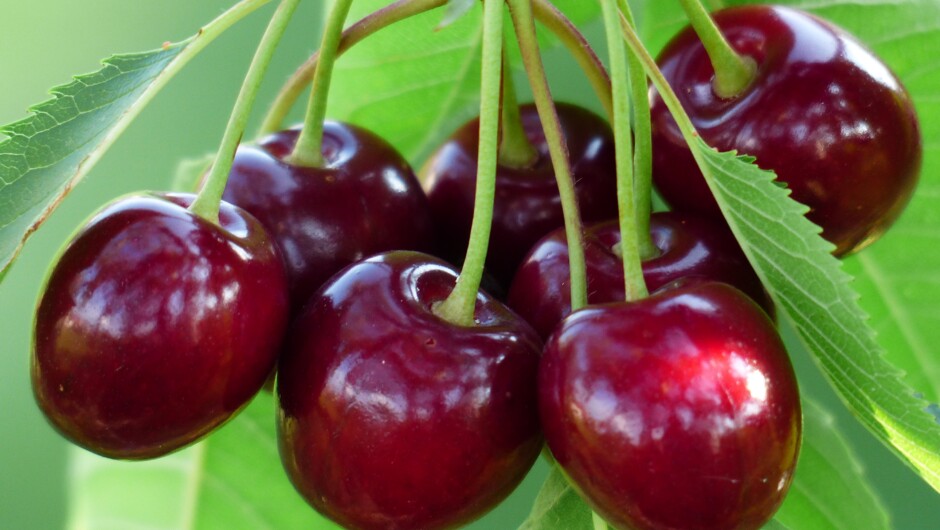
259, 0, 447, 136
433, 0, 504, 326
508, 0, 587, 312
498, 48, 539, 168
592, 511, 610, 530
288, 0, 353, 167
531, 0, 612, 121
617, 0, 656, 260
617, 12, 703, 174
677, 0, 755, 98
602, 0, 647, 302
189, 0, 300, 223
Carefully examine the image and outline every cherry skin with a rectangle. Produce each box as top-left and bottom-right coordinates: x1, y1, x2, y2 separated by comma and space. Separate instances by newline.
32, 193, 289, 459
422, 102, 618, 288
276, 251, 543, 530
507, 211, 772, 340
223, 122, 434, 313
650, 5, 921, 256
540, 281, 801, 530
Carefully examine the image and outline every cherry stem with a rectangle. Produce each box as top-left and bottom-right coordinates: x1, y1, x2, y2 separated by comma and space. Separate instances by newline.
617, 11, 703, 172
617, 0, 656, 260
498, 47, 539, 168
508, 0, 587, 312
287, 0, 353, 167
602, 0, 647, 302
592, 511, 610, 530
259, 0, 446, 136
433, 0, 504, 327
190, 0, 300, 223
678, 0, 755, 98
531, 0, 613, 121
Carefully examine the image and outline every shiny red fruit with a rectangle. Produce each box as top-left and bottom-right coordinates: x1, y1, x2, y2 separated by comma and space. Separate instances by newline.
540, 281, 801, 530
224, 122, 434, 312
422, 102, 617, 287
650, 5, 921, 256
276, 251, 543, 530
32, 193, 289, 459
507, 211, 772, 340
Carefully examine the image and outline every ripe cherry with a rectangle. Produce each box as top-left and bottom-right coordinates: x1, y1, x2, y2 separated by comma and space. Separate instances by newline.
32, 193, 289, 459
276, 251, 543, 530
223, 122, 434, 312
649, 5, 921, 256
507, 211, 772, 340
422, 102, 618, 288
540, 281, 801, 530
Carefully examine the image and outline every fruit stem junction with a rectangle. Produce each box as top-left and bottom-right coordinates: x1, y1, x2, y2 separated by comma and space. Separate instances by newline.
434, 0, 504, 326
288, 0, 354, 167
602, 0, 648, 302
190, 0, 300, 223
617, 0, 657, 260
507, 0, 587, 312
678, 0, 756, 99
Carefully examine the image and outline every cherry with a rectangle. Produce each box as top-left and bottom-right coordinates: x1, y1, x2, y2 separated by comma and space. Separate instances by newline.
276, 251, 543, 530
649, 5, 921, 256
422, 102, 618, 288
540, 281, 801, 530
223, 122, 434, 312
507, 211, 772, 340
32, 193, 289, 459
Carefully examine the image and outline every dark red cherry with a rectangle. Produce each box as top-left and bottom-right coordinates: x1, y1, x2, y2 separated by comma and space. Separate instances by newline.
650, 5, 921, 256
276, 251, 542, 530
540, 281, 801, 530
422, 102, 617, 288
32, 193, 289, 459
507, 211, 772, 340
224, 122, 434, 312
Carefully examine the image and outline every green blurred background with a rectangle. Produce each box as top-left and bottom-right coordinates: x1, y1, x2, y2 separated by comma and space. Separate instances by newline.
1, 1, 937, 529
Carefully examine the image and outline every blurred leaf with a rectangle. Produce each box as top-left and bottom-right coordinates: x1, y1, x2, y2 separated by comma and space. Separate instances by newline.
517, 465, 592, 530
438, 0, 475, 29
773, 399, 890, 529
329, 0, 600, 165
518, 398, 888, 529
67, 393, 338, 530
694, 140, 940, 492
170, 152, 214, 193
0, 0, 273, 281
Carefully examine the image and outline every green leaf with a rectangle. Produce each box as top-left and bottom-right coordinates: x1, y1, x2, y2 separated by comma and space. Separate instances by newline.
0, 0, 272, 280
773, 398, 890, 529
67, 393, 338, 530
329, 0, 600, 165
518, 398, 888, 529
767, 0, 940, 405
439, 0, 476, 29
170, 153, 214, 193
517, 465, 592, 530
694, 139, 940, 492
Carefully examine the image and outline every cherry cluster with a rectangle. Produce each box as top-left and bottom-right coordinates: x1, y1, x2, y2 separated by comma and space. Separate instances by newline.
30, 3, 919, 530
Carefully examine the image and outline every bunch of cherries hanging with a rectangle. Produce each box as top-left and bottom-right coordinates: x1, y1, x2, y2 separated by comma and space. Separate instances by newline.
30, 0, 920, 529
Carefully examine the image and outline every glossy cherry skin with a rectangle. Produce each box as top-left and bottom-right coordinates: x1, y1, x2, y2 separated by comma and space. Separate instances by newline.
650, 5, 921, 256
32, 193, 289, 459
224, 122, 434, 312
276, 251, 543, 530
422, 102, 618, 288
507, 211, 772, 340
540, 281, 801, 530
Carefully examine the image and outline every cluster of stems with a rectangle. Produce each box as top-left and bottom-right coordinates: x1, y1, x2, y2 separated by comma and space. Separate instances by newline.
188, 0, 757, 527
